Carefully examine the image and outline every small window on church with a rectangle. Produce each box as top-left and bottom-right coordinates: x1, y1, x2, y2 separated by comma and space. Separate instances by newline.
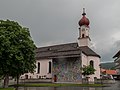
48, 48, 51, 50
90, 60, 94, 68
48, 62, 52, 73
82, 34, 85, 38
37, 62, 40, 73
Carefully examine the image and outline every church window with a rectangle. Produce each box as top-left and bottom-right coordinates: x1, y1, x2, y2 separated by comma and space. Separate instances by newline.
90, 60, 94, 68
82, 34, 85, 38
48, 48, 51, 50
48, 61, 52, 73
37, 62, 40, 73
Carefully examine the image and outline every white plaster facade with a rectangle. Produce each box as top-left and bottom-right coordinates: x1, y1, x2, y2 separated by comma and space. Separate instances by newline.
81, 53, 100, 81
88, 56, 100, 81
20, 59, 52, 79
79, 26, 89, 38
78, 38, 90, 47
20, 52, 100, 81
78, 25, 91, 47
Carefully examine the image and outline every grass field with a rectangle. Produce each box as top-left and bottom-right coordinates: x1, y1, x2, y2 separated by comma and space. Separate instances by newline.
0, 88, 15, 90
12, 83, 105, 87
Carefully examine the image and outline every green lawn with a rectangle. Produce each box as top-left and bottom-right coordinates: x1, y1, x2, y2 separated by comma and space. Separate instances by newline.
0, 88, 15, 90
13, 83, 105, 87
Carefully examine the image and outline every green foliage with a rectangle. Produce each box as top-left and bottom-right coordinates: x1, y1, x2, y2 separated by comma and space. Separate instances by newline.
100, 62, 115, 70
110, 67, 115, 70
0, 88, 15, 90
0, 20, 36, 78
82, 65, 96, 76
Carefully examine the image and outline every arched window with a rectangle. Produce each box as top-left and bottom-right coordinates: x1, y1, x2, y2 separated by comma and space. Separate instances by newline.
90, 60, 94, 68
37, 62, 40, 73
82, 34, 85, 38
48, 62, 52, 73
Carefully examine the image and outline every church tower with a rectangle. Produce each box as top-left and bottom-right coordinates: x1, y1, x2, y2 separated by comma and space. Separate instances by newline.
78, 8, 91, 47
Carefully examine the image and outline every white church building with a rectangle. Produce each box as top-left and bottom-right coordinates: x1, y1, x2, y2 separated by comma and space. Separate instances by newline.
20, 9, 101, 82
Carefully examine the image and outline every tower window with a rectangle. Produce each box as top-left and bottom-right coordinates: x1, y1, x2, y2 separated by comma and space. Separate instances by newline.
82, 34, 85, 38
90, 60, 94, 68
37, 62, 40, 73
48, 62, 52, 73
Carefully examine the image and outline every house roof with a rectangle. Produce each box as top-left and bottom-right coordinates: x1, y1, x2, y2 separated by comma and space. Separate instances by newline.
113, 50, 120, 58
101, 69, 117, 75
79, 46, 100, 57
106, 70, 117, 75
35, 42, 100, 59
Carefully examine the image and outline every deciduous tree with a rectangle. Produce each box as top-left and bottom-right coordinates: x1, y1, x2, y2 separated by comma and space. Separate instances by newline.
82, 65, 96, 76
82, 65, 96, 83
0, 20, 36, 88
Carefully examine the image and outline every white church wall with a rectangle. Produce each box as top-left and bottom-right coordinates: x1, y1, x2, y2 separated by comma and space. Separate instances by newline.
80, 26, 89, 37
20, 59, 52, 79
36, 59, 52, 78
78, 38, 90, 47
81, 53, 88, 67
88, 56, 101, 81
81, 53, 88, 79
81, 53, 100, 81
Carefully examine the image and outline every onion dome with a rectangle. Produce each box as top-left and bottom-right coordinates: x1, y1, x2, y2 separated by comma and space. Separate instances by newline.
78, 8, 90, 26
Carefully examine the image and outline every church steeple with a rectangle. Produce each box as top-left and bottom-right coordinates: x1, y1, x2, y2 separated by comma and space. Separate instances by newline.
78, 8, 91, 47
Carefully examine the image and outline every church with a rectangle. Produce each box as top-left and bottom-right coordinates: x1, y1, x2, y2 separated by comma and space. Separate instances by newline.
20, 9, 101, 82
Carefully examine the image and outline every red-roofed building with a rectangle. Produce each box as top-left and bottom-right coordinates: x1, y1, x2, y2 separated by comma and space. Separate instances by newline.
101, 68, 117, 75
105, 70, 117, 75
101, 69, 117, 79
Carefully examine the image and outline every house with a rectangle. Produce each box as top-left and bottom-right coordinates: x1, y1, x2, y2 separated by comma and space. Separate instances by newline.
101, 68, 117, 79
20, 8, 101, 82
113, 50, 120, 74
113, 50, 120, 80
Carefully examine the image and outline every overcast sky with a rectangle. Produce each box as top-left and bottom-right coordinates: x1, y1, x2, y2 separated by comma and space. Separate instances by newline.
0, 0, 120, 62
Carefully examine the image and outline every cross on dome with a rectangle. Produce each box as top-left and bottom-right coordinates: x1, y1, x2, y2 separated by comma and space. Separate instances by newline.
78, 8, 90, 27
82, 8, 86, 16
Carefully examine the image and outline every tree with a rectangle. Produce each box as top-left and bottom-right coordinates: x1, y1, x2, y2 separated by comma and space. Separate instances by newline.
0, 20, 36, 88
82, 65, 96, 76
82, 65, 96, 83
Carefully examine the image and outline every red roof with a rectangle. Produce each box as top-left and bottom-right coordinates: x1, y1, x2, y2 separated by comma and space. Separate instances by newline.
101, 69, 117, 75
105, 70, 117, 75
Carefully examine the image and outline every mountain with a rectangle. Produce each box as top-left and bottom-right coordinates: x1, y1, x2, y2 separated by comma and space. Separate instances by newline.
100, 62, 115, 70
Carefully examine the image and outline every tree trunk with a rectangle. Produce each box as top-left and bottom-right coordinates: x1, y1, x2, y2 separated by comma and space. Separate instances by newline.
16, 75, 19, 85
3, 74, 9, 88
84, 75, 89, 84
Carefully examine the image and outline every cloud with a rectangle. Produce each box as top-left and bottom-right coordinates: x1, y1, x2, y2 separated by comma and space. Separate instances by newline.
114, 40, 120, 49
0, 0, 120, 62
